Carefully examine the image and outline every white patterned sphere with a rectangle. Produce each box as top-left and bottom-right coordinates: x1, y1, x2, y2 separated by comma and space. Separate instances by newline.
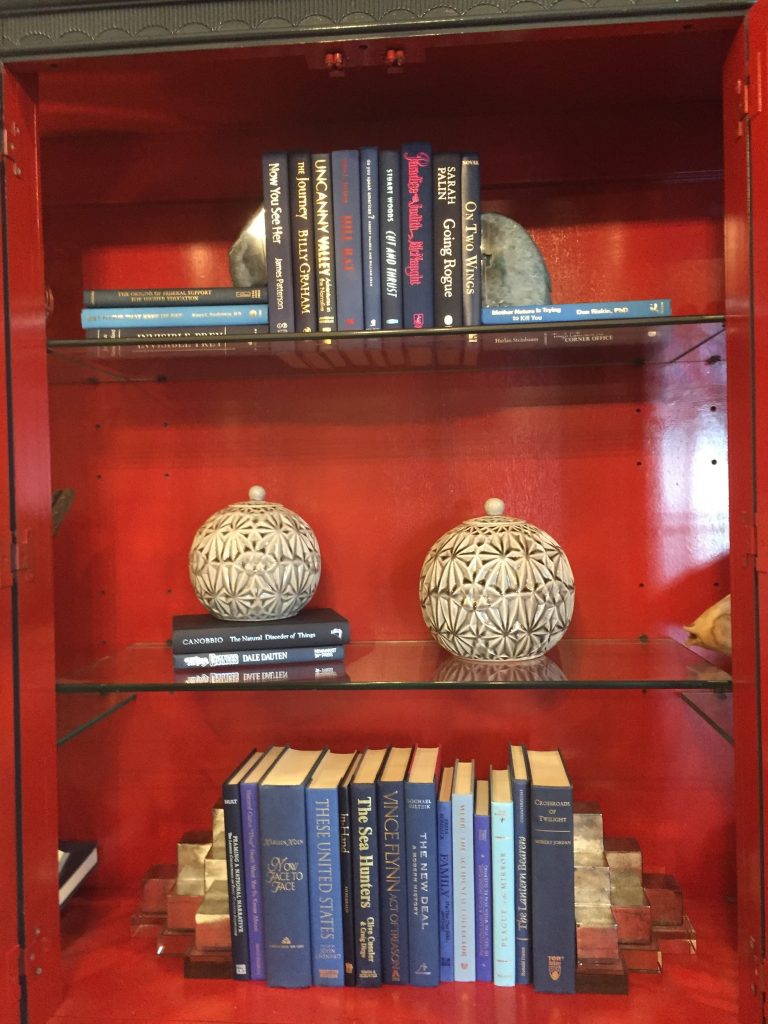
419, 498, 575, 662
189, 486, 321, 621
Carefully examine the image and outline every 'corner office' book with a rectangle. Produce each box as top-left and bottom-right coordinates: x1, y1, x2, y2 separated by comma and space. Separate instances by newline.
405, 745, 441, 987
306, 750, 358, 986
332, 149, 364, 331
172, 645, 344, 670
259, 747, 326, 987
377, 746, 412, 984
360, 146, 382, 331
433, 152, 462, 328
312, 153, 337, 332
481, 299, 672, 325
240, 745, 287, 980
222, 747, 264, 979
437, 765, 454, 981
527, 748, 576, 994
460, 153, 481, 326
489, 767, 516, 987
379, 148, 403, 329
262, 152, 295, 333
171, 608, 349, 654
83, 287, 269, 307
401, 141, 433, 329
473, 778, 492, 982
451, 759, 476, 982
80, 304, 268, 329
339, 751, 362, 985
509, 744, 531, 984
289, 152, 318, 333
350, 747, 388, 986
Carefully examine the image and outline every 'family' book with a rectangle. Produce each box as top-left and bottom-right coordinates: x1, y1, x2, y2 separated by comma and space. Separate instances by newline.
171, 608, 349, 654
259, 747, 326, 987
489, 766, 516, 987
350, 747, 388, 986
451, 759, 476, 982
405, 746, 441, 987
437, 764, 454, 981
377, 746, 412, 984
509, 743, 531, 984
528, 748, 576, 994
306, 750, 357, 986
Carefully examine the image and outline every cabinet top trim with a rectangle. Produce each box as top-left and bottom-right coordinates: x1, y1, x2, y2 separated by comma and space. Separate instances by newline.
0, 0, 753, 61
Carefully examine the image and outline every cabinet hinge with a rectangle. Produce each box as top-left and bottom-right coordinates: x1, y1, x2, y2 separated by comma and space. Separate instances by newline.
1, 121, 22, 176
0, 531, 29, 589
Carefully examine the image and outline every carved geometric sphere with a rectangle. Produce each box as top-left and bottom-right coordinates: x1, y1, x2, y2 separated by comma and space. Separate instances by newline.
419, 499, 575, 662
188, 486, 321, 621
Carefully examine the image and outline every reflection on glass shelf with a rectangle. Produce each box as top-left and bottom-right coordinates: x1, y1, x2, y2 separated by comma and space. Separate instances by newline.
54, 639, 732, 693
56, 692, 137, 744
47, 317, 724, 384
680, 690, 734, 744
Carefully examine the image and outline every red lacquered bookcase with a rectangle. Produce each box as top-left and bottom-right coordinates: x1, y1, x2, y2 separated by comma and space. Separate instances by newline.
0, 1, 766, 1023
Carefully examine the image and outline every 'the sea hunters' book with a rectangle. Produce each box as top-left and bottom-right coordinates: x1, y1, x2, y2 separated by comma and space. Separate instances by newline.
481, 299, 672, 325
377, 746, 412, 984
405, 745, 441, 987
527, 748, 576, 994
262, 152, 295, 333
306, 750, 358, 986
171, 608, 350, 654
259, 748, 326, 987
350, 747, 388, 986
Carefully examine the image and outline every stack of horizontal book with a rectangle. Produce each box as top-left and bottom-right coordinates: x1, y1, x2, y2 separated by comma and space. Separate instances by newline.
171, 607, 349, 686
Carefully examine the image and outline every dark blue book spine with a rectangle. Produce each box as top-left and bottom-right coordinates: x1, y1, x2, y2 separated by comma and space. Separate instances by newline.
379, 148, 403, 329
240, 781, 266, 979
262, 153, 295, 333
306, 787, 345, 986
437, 789, 453, 981
259, 784, 313, 987
289, 152, 318, 333
312, 153, 337, 332
338, 773, 356, 986
530, 783, 575, 993
360, 146, 382, 331
405, 779, 440, 986
351, 778, 382, 985
474, 805, 492, 982
512, 776, 531, 984
401, 142, 433, 329
83, 287, 269, 306
460, 154, 481, 326
223, 780, 250, 978
332, 149, 364, 331
433, 152, 463, 328
377, 777, 409, 984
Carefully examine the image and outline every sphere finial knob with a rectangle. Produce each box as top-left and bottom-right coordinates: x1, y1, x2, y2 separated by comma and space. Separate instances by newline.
249, 485, 266, 502
484, 497, 505, 517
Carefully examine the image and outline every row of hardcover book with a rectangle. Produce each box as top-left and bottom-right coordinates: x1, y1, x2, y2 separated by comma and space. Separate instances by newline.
224, 742, 576, 992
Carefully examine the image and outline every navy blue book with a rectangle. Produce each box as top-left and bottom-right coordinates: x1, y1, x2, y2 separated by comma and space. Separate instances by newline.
339, 752, 362, 985
460, 153, 481, 326
259, 748, 326, 987
306, 750, 358, 986
401, 141, 433, 329
379, 148, 403, 329
377, 746, 412, 984
473, 779, 493, 982
312, 153, 337, 332
509, 744, 531, 983
262, 152, 295, 333
527, 748, 575, 994
405, 746, 441, 987
433, 152, 462, 328
222, 748, 264, 979
350, 747, 388, 986
437, 765, 454, 982
83, 286, 269, 307
289, 152, 318, 333
240, 746, 286, 980
360, 146, 382, 330
332, 149, 364, 331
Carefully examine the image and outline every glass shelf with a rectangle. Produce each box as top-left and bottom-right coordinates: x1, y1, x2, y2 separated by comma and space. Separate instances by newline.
56, 692, 137, 745
47, 317, 725, 384
55, 638, 731, 694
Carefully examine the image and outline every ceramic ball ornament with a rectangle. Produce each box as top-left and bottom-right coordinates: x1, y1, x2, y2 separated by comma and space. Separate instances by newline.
188, 485, 321, 621
419, 498, 575, 661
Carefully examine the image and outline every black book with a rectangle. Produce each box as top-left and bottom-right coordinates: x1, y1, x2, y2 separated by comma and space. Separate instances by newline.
289, 152, 318, 332
58, 840, 98, 908
433, 152, 463, 328
311, 153, 337, 332
339, 751, 363, 986
262, 152, 295, 333
379, 149, 403, 329
171, 607, 350, 654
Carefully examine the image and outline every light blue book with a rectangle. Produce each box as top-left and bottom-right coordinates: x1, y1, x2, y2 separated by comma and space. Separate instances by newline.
490, 767, 516, 987
81, 303, 269, 328
451, 759, 475, 982
305, 750, 357, 987
481, 298, 671, 325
